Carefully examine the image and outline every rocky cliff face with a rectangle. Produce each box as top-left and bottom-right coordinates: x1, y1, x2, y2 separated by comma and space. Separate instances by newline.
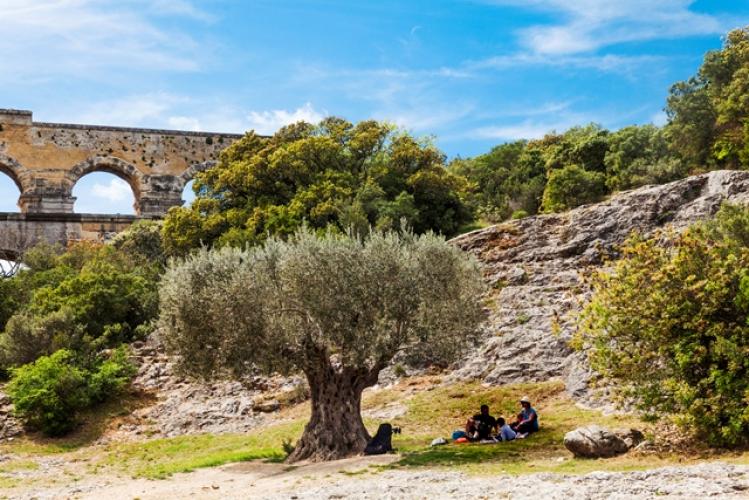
450, 170, 749, 405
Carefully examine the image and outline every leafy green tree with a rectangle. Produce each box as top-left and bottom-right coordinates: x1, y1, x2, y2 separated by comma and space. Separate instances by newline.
541, 165, 606, 212
111, 220, 167, 269
163, 119, 472, 255
0, 309, 79, 368
665, 78, 717, 170
159, 228, 485, 462
0, 229, 163, 371
666, 26, 749, 169
0, 278, 21, 332
542, 124, 610, 173
448, 141, 546, 221
21, 249, 157, 351
577, 204, 749, 447
605, 125, 686, 190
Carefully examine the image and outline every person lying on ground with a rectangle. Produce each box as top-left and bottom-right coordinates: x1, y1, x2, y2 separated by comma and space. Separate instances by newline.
496, 417, 516, 442
465, 404, 497, 441
510, 396, 539, 437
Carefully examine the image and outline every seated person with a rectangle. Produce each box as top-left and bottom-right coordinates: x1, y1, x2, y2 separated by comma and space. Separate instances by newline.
465, 404, 497, 441
510, 396, 539, 436
496, 417, 516, 441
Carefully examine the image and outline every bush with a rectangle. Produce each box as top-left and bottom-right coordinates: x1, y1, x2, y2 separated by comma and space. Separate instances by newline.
0, 309, 80, 369
111, 221, 166, 269
0, 240, 161, 370
576, 203, 749, 447
8, 348, 135, 436
541, 165, 606, 212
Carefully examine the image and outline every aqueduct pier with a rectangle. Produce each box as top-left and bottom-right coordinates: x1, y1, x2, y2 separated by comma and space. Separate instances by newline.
0, 109, 242, 258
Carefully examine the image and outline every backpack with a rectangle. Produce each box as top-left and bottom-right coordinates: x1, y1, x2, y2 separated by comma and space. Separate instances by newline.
364, 423, 393, 455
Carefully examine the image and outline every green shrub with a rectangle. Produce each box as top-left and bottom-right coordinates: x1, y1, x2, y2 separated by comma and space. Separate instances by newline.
511, 210, 529, 220
0, 308, 80, 369
541, 165, 606, 213
0, 240, 160, 370
111, 220, 166, 269
8, 348, 135, 436
577, 203, 749, 447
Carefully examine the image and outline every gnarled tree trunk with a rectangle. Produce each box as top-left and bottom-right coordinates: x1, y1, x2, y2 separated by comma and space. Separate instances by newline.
287, 363, 375, 462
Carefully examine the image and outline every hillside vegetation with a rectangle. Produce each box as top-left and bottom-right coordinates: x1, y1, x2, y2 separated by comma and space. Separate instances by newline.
1, 25, 749, 473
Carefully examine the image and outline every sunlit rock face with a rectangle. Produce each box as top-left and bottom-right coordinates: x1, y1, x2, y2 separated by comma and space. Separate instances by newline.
450, 170, 749, 406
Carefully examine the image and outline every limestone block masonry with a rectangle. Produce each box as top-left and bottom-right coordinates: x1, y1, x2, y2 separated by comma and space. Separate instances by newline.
0, 109, 242, 215
0, 109, 243, 255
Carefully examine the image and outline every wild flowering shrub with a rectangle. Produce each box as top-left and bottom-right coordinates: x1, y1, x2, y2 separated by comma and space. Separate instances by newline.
576, 204, 749, 447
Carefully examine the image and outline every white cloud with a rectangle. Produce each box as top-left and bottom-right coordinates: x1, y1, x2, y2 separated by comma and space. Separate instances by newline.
63, 95, 329, 135
484, 0, 724, 55
471, 110, 596, 141
246, 103, 327, 135
472, 122, 560, 141
0, 0, 209, 82
146, 0, 215, 21
91, 178, 133, 201
470, 52, 662, 75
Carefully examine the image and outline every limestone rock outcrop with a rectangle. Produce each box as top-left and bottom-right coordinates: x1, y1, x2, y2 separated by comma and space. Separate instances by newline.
564, 426, 644, 458
450, 170, 749, 403
112, 336, 305, 439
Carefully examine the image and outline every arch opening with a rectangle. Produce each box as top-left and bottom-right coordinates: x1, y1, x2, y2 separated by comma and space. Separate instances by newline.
0, 258, 21, 278
72, 171, 137, 215
182, 179, 197, 207
0, 170, 21, 212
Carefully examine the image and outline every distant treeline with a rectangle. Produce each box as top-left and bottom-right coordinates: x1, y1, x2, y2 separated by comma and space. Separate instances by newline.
449, 27, 749, 223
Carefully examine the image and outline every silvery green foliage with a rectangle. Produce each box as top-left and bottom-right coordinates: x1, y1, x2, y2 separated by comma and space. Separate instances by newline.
158, 229, 485, 379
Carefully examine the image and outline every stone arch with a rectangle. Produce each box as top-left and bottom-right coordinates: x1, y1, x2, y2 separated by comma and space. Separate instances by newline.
178, 160, 216, 190
0, 153, 32, 194
65, 156, 144, 198
65, 157, 143, 214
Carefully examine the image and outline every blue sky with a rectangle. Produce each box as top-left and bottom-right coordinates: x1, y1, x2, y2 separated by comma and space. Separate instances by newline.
1, 0, 748, 214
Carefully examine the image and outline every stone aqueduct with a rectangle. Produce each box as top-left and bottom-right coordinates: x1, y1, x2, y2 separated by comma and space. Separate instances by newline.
0, 109, 241, 258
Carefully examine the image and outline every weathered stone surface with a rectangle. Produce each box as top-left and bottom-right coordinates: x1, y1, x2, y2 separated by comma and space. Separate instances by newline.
253, 401, 281, 413
564, 425, 643, 458
0, 108, 241, 219
113, 335, 305, 439
0, 390, 22, 440
450, 170, 749, 404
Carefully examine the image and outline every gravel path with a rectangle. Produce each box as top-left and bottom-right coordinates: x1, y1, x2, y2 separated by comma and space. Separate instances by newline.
9, 458, 749, 499
269, 463, 749, 500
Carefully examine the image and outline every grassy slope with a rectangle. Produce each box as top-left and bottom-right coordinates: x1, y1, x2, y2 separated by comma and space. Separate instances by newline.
2, 378, 748, 486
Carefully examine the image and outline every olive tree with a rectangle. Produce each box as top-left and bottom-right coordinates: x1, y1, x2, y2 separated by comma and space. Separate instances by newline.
158, 229, 485, 462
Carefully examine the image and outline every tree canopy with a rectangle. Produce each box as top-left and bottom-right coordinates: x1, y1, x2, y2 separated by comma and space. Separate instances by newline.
666, 27, 749, 170
162, 118, 472, 256
159, 228, 485, 461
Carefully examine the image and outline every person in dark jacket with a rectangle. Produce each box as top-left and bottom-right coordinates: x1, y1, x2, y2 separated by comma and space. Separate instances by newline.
465, 404, 498, 441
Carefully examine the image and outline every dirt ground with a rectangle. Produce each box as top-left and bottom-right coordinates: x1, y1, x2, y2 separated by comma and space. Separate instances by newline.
6, 454, 749, 500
